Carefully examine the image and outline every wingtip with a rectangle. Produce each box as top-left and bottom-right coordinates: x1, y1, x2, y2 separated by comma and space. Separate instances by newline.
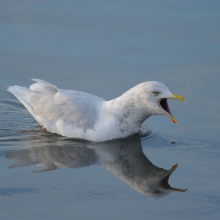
7, 86, 12, 92
31, 79, 58, 91
31, 78, 40, 82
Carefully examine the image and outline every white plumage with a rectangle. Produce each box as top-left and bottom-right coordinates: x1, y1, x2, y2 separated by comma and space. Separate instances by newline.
8, 79, 184, 142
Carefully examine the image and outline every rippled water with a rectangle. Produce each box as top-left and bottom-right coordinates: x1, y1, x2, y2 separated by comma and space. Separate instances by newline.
1, 1, 220, 219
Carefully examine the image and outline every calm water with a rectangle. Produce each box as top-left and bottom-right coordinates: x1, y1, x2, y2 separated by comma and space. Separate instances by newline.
0, 1, 220, 219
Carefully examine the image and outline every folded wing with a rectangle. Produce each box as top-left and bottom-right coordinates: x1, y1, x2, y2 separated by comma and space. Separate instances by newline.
8, 79, 105, 137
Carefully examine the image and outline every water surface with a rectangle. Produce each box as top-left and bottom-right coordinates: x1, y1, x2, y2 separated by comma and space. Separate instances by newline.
0, 1, 220, 219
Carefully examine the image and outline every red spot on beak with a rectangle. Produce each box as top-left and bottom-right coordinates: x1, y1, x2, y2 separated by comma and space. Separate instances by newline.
172, 120, 176, 123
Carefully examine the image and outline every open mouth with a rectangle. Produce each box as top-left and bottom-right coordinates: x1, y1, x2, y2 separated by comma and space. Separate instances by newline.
157, 98, 173, 117
158, 164, 188, 192
159, 173, 172, 189
157, 94, 185, 124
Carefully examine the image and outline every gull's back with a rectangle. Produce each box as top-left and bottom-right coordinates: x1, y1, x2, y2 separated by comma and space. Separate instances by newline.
8, 79, 105, 135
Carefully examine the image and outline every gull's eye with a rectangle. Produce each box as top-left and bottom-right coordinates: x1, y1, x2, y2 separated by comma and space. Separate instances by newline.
152, 91, 159, 95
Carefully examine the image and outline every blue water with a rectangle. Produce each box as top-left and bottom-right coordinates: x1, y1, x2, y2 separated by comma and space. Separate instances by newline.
0, 1, 220, 219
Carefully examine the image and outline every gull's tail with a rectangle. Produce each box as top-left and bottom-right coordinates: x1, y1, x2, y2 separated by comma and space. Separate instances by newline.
7, 85, 41, 124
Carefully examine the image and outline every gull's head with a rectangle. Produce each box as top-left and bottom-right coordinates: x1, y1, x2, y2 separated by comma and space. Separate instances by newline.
139, 81, 185, 124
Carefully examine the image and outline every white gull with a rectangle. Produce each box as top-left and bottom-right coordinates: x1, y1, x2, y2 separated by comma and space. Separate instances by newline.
8, 79, 185, 142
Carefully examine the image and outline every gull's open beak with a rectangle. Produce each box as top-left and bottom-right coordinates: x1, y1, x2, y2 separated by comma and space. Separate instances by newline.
168, 164, 188, 192
159, 164, 188, 192
165, 94, 186, 124
158, 94, 185, 124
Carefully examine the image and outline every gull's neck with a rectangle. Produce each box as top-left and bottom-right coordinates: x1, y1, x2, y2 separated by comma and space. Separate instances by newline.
103, 86, 151, 137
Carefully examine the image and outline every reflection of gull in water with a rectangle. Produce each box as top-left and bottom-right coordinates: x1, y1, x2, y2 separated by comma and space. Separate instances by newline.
6, 138, 187, 198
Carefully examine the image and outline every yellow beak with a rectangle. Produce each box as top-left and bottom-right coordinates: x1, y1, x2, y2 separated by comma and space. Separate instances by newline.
166, 94, 186, 124
168, 94, 186, 103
